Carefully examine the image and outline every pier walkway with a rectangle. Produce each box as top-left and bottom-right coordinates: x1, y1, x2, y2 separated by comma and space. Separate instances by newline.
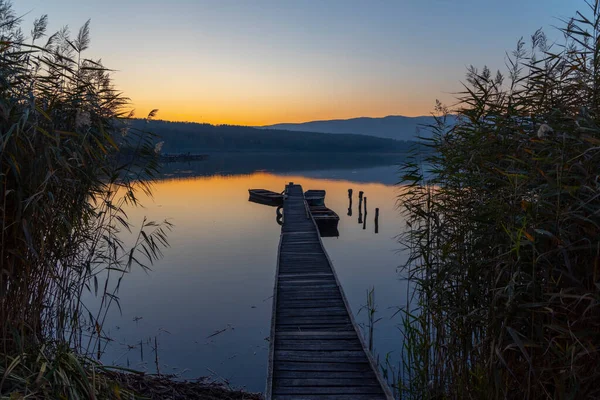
266, 183, 392, 399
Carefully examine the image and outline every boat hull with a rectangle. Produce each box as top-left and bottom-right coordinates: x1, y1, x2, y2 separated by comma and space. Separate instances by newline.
310, 204, 340, 238
304, 190, 326, 207
313, 217, 340, 237
248, 189, 284, 207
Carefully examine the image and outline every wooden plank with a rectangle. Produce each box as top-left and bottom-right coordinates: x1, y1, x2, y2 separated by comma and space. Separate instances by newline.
276, 326, 354, 332
275, 350, 368, 363
276, 317, 352, 324
275, 331, 359, 339
276, 338, 362, 345
277, 299, 345, 307
278, 281, 337, 286
278, 290, 340, 296
274, 361, 373, 372
278, 284, 338, 289
276, 325, 354, 332
273, 386, 384, 395
278, 273, 333, 278
278, 275, 335, 280
278, 267, 331, 272
279, 251, 327, 255
275, 378, 382, 387
273, 394, 387, 400
278, 293, 343, 300
274, 370, 377, 379
278, 292, 342, 298
277, 312, 350, 320
276, 307, 348, 316
278, 286, 340, 292
275, 342, 363, 351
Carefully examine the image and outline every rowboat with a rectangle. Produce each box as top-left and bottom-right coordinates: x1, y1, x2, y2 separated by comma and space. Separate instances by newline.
309, 205, 340, 237
304, 190, 326, 206
248, 189, 284, 206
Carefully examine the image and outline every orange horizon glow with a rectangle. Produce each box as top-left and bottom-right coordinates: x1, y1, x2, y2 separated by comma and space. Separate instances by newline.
129, 109, 436, 126
126, 96, 448, 126
16, 0, 579, 129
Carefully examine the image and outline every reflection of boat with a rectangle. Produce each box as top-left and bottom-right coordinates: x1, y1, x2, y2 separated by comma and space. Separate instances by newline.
309, 205, 340, 237
305, 190, 326, 206
315, 223, 339, 237
248, 189, 284, 206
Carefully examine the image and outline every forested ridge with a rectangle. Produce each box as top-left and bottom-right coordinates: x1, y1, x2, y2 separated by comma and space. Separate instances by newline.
129, 119, 416, 153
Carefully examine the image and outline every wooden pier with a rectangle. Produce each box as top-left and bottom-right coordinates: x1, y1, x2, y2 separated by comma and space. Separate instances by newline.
266, 183, 393, 399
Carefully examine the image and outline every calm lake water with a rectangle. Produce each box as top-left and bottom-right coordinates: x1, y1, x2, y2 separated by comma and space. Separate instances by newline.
96, 154, 410, 392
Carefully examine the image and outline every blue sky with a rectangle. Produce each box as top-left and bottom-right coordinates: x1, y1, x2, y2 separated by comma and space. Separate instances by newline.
15, 0, 582, 124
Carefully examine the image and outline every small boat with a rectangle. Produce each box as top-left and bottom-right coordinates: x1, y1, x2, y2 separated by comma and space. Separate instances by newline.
304, 190, 326, 206
248, 189, 284, 206
309, 205, 340, 237
317, 225, 339, 238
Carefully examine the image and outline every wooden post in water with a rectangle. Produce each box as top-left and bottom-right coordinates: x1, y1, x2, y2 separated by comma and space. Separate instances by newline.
358, 191, 363, 224
363, 197, 368, 230
347, 188, 353, 216
375, 207, 379, 234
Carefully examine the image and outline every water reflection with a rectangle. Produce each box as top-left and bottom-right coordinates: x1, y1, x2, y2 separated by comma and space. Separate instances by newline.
160, 152, 403, 184
95, 166, 409, 392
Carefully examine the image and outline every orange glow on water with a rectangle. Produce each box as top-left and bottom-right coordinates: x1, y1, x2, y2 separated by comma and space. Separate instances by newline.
124, 172, 405, 234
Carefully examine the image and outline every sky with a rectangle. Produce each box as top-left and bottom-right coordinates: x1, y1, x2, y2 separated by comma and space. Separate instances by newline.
15, 0, 581, 125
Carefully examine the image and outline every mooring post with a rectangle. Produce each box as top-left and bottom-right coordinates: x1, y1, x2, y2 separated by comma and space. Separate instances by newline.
357, 192, 363, 224
347, 188, 353, 216
375, 207, 379, 234
363, 197, 367, 230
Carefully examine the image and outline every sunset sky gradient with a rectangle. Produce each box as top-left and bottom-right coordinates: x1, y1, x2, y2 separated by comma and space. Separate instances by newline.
17, 0, 580, 125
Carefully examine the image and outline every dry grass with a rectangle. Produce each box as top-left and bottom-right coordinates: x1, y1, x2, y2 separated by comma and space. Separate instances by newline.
110, 372, 263, 400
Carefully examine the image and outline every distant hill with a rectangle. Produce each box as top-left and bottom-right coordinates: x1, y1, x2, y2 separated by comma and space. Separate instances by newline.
128, 120, 419, 154
261, 115, 456, 140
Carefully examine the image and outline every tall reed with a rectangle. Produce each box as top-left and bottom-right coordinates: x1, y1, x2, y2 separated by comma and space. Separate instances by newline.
399, 2, 600, 399
0, 2, 170, 395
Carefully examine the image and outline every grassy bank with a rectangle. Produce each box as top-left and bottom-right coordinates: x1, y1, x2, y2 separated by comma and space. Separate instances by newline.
1, 343, 262, 399
398, 2, 600, 399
